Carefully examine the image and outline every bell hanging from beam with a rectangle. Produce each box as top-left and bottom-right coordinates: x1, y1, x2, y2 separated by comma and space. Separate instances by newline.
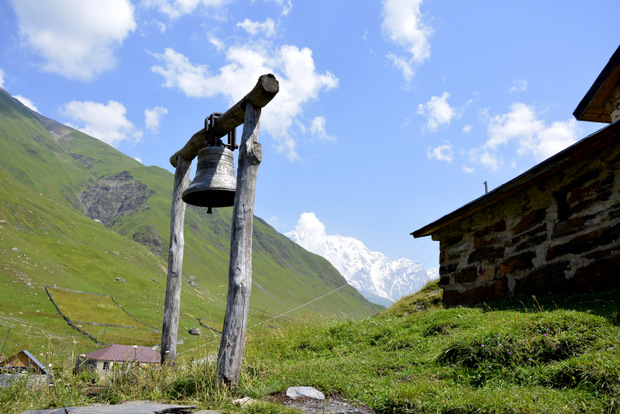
182, 145, 236, 213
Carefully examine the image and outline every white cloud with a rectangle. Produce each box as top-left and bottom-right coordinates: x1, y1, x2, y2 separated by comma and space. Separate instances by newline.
61, 100, 142, 147
528, 119, 578, 161
145, 106, 168, 133
509, 79, 528, 93
386, 53, 414, 82
486, 102, 578, 161
14, 95, 38, 112
466, 103, 579, 171
290, 212, 327, 253
427, 143, 453, 162
485, 103, 544, 150
381, 0, 432, 82
300, 116, 336, 142
417, 92, 457, 131
144, 0, 231, 19
469, 147, 500, 171
237, 18, 276, 37
462, 165, 475, 174
462, 124, 473, 134
208, 34, 225, 52
151, 44, 338, 161
266, 0, 292, 16
0, 68, 4, 88
10, 0, 136, 81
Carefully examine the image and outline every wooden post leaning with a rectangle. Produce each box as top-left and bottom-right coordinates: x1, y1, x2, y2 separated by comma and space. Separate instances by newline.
217, 103, 261, 385
160, 155, 192, 365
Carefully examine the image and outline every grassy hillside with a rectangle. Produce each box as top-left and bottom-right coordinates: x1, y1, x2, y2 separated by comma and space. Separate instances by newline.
1, 289, 618, 413
243, 289, 620, 413
0, 88, 382, 359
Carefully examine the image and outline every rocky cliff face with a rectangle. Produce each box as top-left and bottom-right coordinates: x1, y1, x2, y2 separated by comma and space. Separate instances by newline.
78, 171, 163, 255
79, 171, 155, 224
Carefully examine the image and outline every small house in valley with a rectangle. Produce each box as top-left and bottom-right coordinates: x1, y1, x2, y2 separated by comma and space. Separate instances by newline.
76, 344, 159, 375
0, 350, 49, 374
0, 350, 50, 387
412, 45, 620, 306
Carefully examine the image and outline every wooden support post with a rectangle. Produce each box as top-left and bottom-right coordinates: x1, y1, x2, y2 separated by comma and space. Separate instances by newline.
160, 155, 192, 365
217, 103, 262, 385
163, 73, 277, 373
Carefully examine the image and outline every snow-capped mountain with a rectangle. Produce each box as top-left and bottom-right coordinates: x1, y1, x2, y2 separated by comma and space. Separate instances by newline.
285, 214, 438, 307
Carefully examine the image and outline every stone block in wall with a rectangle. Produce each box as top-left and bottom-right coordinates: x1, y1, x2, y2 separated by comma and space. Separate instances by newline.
453, 266, 478, 284
498, 251, 536, 278
569, 190, 614, 217
585, 247, 617, 261
474, 235, 500, 249
474, 219, 506, 238
468, 245, 505, 264
512, 260, 571, 297
560, 166, 603, 194
552, 215, 588, 238
511, 208, 547, 235
439, 275, 451, 286
439, 262, 458, 275
440, 234, 463, 253
567, 171, 614, 205
609, 203, 620, 220
439, 249, 447, 264
511, 224, 548, 251
574, 254, 620, 291
442, 279, 506, 306
515, 233, 548, 253
547, 223, 620, 260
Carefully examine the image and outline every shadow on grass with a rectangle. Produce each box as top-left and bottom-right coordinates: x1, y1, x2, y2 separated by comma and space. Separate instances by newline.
479, 288, 620, 326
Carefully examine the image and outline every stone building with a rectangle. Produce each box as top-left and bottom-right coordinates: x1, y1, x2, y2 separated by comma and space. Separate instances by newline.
412, 45, 620, 306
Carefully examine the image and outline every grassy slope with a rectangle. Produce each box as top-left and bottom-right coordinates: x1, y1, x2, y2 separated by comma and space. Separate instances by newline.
0, 169, 169, 354
1, 287, 617, 414
242, 288, 620, 413
0, 90, 382, 358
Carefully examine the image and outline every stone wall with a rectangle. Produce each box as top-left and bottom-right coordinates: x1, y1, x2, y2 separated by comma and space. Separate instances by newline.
435, 142, 620, 306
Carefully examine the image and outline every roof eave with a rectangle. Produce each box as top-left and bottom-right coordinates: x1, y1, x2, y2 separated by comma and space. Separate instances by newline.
412, 120, 620, 238
573, 45, 620, 123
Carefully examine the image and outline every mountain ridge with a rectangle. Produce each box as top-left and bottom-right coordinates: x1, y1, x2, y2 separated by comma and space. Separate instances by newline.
287, 227, 438, 306
0, 86, 382, 356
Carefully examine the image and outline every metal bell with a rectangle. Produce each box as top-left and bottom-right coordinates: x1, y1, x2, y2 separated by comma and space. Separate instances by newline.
182, 146, 236, 212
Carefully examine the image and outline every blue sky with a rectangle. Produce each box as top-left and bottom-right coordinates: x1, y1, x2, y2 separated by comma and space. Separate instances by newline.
0, 0, 618, 269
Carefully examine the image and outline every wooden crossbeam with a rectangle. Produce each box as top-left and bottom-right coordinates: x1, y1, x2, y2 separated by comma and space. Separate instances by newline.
169, 74, 279, 167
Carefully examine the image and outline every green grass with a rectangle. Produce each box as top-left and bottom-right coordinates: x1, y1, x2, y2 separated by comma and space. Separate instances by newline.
379, 278, 443, 317
241, 289, 620, 413
2, 288, 619, 414
45, 287, 161, 346
48, 288, 139, 327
